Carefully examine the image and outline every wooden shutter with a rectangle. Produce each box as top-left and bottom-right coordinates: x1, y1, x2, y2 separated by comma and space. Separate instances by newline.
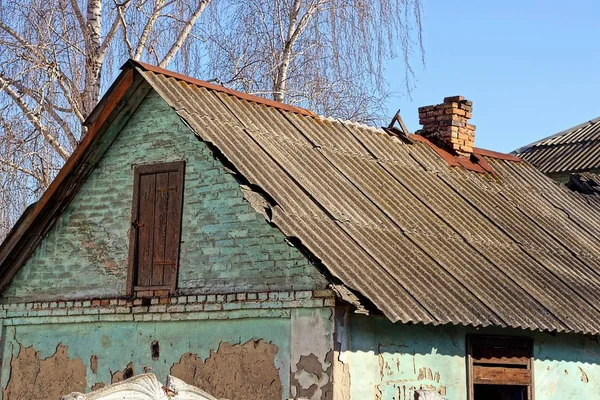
467, 335, 534, 400
127, 161, 185, 296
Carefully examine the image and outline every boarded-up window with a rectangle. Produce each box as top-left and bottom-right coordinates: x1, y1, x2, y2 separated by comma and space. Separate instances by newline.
127, 161, 185, 296
467, 335, 533, 400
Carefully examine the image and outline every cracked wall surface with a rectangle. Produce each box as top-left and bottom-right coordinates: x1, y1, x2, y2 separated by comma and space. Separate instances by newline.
345, 314, 600, 400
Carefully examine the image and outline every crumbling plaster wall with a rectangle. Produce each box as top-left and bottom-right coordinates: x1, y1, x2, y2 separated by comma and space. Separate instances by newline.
343, 314, 600, 400
0, 307, 335, 400
3, 90, 326, 303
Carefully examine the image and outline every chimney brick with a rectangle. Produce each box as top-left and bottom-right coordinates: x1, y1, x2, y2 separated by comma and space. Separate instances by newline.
416, 96, 476, 157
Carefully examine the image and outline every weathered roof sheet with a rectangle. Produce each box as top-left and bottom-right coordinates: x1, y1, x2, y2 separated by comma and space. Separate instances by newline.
3, 60, 600, 335
514, 117, 600, 173
131, 61, 600, 335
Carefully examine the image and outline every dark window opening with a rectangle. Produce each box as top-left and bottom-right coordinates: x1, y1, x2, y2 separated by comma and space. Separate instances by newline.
474, 385, 528, 400
467, 335, 533, 400
127, 161, 185, 297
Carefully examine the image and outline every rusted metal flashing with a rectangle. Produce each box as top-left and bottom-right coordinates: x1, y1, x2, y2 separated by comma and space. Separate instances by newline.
409, 134, 496, 174
474, 147, 522, 162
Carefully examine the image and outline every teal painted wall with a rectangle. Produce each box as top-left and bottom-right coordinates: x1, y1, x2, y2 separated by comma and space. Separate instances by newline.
3, 90, 326, 302
345, 314, 600, 400
0, 306, 335, 399
2, 317, 290, 392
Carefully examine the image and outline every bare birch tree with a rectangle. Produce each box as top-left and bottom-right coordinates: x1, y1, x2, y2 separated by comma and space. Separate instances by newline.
0, 0, 424, 240
200, 0, 423, 123
0, 0, 212, 239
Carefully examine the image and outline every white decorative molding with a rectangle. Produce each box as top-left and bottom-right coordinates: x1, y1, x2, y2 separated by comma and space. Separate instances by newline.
61, 374, 219, 400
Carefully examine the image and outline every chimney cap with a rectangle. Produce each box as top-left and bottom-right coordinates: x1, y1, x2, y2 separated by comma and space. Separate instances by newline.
444, 95, 465, 103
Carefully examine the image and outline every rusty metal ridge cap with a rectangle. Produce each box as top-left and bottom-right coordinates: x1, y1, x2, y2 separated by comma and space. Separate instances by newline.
124, 59, 316, 118
473, 147, 523, 162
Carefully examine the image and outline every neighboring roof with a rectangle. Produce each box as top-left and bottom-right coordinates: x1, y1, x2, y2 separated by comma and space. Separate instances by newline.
3, 60, 600, 335
514, 117, 600, 173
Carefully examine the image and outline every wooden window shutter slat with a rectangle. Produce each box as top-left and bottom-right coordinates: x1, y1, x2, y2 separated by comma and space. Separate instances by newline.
164, 169, 184, 292
152, 172, 170, 286
137, 173, 156, 287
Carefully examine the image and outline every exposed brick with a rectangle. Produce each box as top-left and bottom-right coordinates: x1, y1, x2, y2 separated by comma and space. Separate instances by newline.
204, 303, 223, 311
185, 303, 204, 312
313, 289, 335, 298
166, 305, 186, 313
417, 96, 475, 156
149, 305, 167, 313
177, 296, 187, 304
295, 291, 312, 300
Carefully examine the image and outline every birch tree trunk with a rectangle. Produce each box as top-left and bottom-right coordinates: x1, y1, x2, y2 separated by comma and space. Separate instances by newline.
0, 0, 213, 239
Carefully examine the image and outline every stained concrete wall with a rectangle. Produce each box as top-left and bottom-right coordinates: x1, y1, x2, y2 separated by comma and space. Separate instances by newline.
2, 90, 327, 302
0, 307, 335, 400
342, 314, 600, 400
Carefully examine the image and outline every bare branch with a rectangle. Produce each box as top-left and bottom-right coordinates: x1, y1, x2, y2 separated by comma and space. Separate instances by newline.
99, 0, 132, 59
159, 0, 211, 68
0, 76, 70, 160
133, 0, 167, 60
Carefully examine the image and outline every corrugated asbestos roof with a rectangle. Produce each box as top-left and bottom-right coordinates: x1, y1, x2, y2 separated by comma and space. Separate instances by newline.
2, 60, 600, 336
130, 62, 600, 335
515, 117, 600, 173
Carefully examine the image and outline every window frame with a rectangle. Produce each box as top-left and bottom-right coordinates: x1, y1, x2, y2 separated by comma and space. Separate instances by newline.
466, 334, 535, 400
126, 160, 185, 297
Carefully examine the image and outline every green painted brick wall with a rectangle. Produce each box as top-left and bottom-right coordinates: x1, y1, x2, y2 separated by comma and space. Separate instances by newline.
3, 90, 327, 302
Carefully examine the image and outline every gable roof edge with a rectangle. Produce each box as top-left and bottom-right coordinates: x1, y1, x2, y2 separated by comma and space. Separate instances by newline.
0, 66, 148, 293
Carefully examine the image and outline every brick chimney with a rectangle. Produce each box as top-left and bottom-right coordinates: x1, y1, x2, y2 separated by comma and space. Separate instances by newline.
416, 96, 475, 157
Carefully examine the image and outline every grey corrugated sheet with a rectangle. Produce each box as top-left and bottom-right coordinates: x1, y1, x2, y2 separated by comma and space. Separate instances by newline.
140, 68, 600, 335
515, 117, 600, 173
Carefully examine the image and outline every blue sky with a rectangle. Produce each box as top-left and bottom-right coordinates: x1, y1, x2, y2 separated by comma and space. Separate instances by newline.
384, 0, 600, 153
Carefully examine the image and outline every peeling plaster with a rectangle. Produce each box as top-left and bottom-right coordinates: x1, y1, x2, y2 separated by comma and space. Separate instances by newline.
3, 344, 86, 400
290, 309, 334, 400
111, 362, 135, 383
90, 355, 98, 374
170, 339, 282, 400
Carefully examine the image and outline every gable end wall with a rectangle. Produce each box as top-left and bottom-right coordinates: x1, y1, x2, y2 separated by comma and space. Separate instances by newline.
2, 90, 327, 302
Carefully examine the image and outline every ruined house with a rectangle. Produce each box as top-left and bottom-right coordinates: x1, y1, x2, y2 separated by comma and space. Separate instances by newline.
0, 60, 599, 400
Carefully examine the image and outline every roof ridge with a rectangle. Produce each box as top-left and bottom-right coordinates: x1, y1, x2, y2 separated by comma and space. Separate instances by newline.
514, 116, 600, 154
126, 59, 316, 118
128, 59, 523, 163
